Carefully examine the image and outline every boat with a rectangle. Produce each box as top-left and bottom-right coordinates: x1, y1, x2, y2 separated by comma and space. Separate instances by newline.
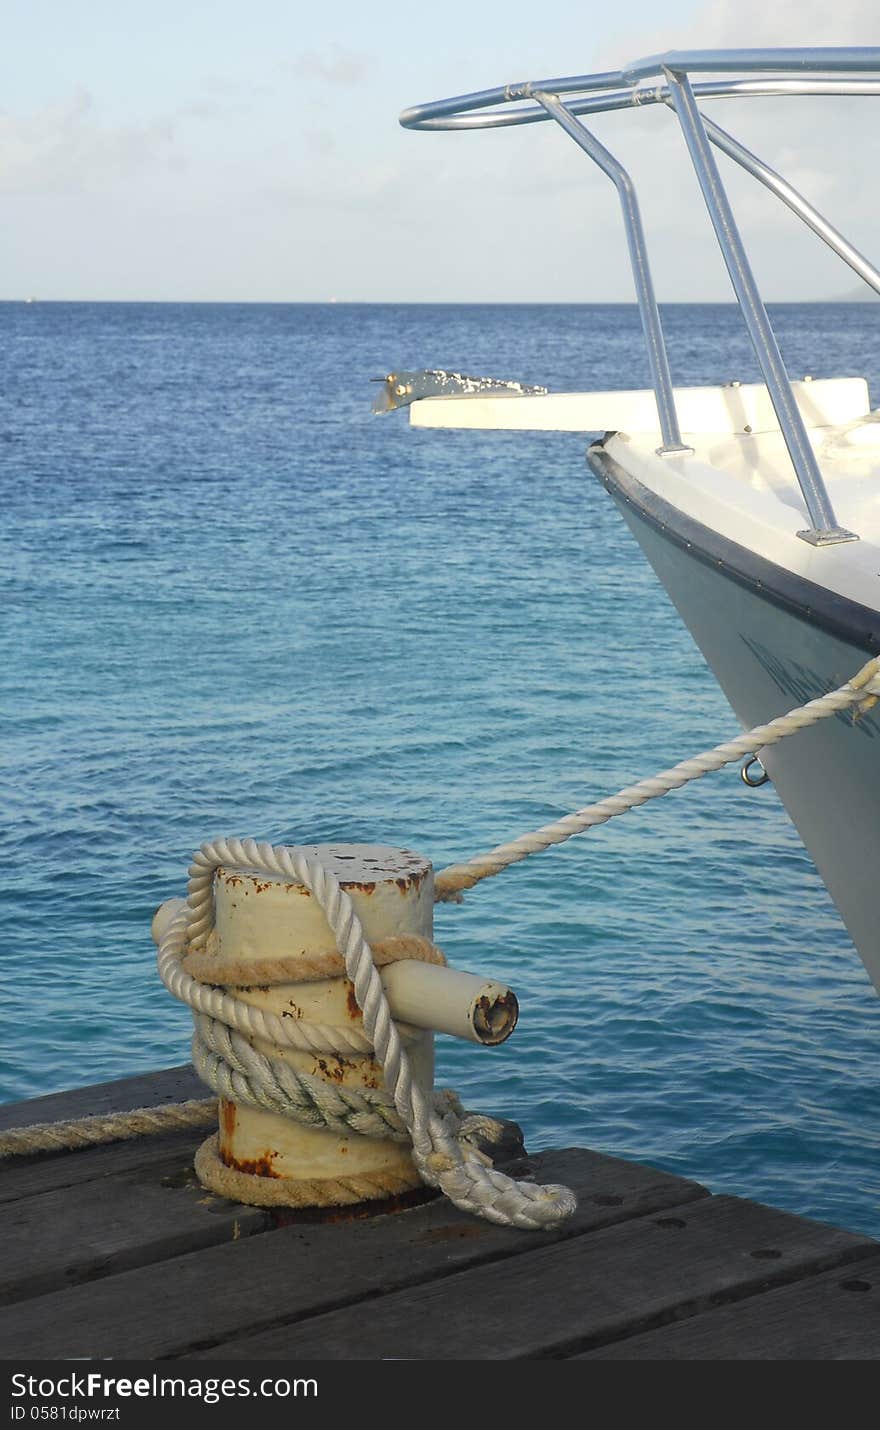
380, 48, 880, 997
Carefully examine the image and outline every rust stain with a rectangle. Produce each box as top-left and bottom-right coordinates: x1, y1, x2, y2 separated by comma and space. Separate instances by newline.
395, 868, 427, 892
473, 989, 519, 1044
269, 1183, 438, 1226
315, 1054, 355, 1082
219, 1098, 236, 1142
345, 980, 363, 1022
220, 1147, 281, 1178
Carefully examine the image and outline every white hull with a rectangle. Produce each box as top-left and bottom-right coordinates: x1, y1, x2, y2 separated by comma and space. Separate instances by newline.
397, 48, 880, 1006
402, 373, 880, 994
594, 452, 880, 994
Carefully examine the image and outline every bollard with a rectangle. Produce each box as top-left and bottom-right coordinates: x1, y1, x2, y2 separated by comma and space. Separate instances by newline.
153, 843, 520, 1208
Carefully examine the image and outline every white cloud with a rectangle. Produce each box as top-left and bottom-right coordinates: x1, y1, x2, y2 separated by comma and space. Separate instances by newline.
604, 0, 880, 63
0, 90, 180, 194
304, 128, 337, 156
293, 45, 369, 87
559, 0, 880, 298
681, 0, 880, 47
2, 8, 877, 300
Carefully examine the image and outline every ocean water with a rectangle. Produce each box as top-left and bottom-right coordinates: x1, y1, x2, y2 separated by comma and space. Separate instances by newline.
2, 300, 879, 1237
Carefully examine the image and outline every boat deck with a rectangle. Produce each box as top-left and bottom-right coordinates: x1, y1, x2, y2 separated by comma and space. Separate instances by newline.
2, 1067, 879, 1361
407, 376, 880, 601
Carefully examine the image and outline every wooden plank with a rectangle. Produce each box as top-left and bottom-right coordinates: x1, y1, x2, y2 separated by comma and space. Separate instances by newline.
0, 1065, 204, 1129
0, 1066, 213, 1203
0, 1150, 268, 1306
0, 1128, 205, 1205
0, 1147, 707, 1360
195, 1195, 878, 1360
574, 1251, 880, 1359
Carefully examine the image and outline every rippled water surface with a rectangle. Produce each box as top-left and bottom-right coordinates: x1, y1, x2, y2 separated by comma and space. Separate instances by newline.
2, 300, 879, 1235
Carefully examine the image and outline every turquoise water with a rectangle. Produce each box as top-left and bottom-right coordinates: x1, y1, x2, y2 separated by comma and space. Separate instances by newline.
2, 300, 879, 1236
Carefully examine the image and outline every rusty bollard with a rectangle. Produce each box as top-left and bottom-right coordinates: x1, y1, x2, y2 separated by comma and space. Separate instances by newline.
153, 843, 519, 1209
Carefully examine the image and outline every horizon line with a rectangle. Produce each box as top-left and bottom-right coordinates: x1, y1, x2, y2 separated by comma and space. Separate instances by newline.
0, 297, 873, 306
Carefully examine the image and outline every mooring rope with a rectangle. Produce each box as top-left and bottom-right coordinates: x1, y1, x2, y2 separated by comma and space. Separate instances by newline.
4, 656, 879, 1228
0, 1099, 218, 1158
433, 655, 880, 900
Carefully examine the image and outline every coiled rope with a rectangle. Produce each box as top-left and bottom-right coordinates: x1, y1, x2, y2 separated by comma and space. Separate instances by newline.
4, 656, 879, 1226
158, 839, 576, 1227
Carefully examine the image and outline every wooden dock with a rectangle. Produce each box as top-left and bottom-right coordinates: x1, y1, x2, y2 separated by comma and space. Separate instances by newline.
1, 1066, 878, 1361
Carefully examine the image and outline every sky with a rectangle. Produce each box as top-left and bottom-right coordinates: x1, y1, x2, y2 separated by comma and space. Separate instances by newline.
2, 0, 880, 301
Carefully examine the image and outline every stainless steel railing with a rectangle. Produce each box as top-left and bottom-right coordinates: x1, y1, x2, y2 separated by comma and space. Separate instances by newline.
532, 91, 689, 455
400, 49, 880, 544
